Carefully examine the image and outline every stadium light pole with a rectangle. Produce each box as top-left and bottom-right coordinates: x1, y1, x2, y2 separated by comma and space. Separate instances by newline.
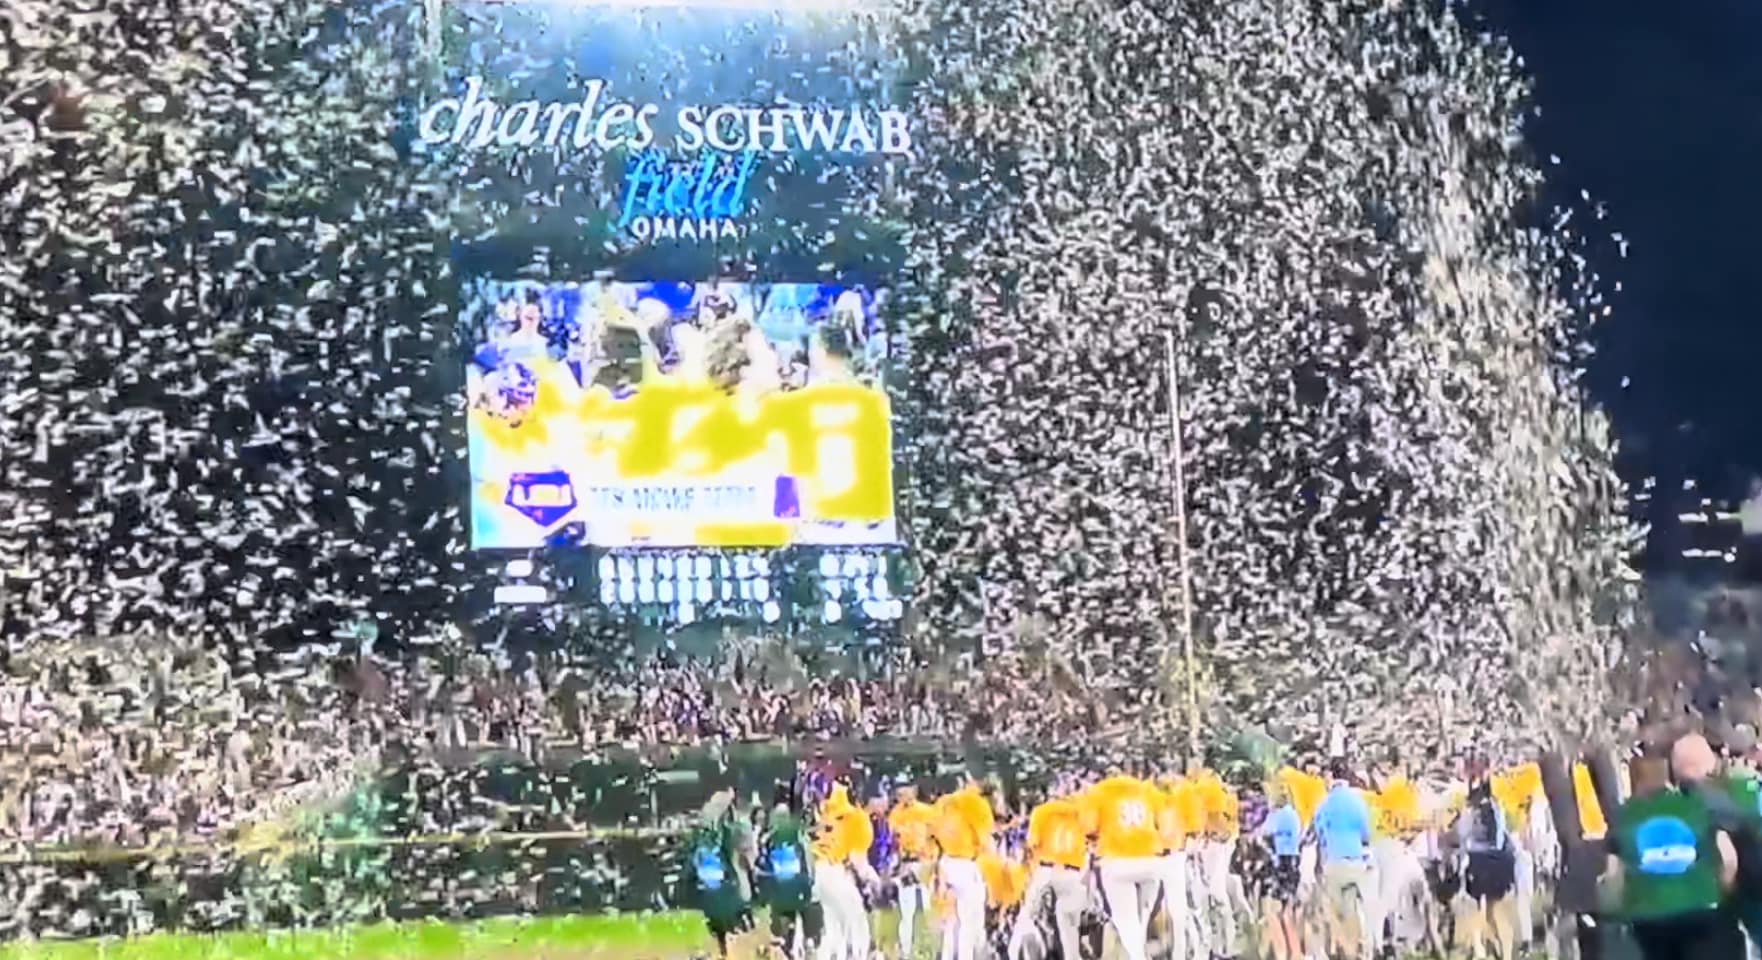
1164, 329, 1199, 756
424, 0, 442, 58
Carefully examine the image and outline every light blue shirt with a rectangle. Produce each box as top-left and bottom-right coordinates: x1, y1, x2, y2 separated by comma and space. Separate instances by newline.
1261, 803, 1302, 858
1313, 785, 1372, 864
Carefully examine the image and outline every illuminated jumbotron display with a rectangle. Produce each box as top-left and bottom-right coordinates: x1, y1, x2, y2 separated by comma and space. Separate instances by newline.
425, 0, 912, 620
465, 280, 896, 550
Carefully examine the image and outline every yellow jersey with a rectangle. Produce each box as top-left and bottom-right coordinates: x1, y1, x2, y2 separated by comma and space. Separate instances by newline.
933, 787, 995, 860
1192, 773, 1236, 838
1377, 777, 1422, 837
1493, 763, 1543, 832
822, 783, 856, 817
1082, 776, 1164, 860
889, 799, 938, 861
813, 805, 874, 863
1276, 767, 1328, 827
1027, 798, 1089, 870
1170, 779, 1206, 841
1155, 785, 1190, 852
1574, 763, 1608, 839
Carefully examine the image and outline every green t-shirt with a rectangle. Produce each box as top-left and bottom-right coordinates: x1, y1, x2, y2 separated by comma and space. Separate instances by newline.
1613, 789, 1723, 920
1724, 770, 1762, 824
686, 821, 749, 917
760, 811, 814, 909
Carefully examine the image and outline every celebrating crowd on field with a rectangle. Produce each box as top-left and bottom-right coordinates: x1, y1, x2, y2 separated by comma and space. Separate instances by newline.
9, 626, 1762, 960
688, 731, 1762, 960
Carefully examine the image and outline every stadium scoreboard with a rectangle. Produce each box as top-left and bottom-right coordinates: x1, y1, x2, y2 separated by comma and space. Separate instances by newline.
414, 0, 915, 629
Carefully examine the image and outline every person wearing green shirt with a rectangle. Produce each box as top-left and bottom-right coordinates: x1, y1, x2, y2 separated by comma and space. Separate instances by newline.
1725, 766, 1761, 820
1607, 753, 1743, 960
686, 789, 755, 959
1713, 729, 1762, 953
1672, 730, 1762, 954
757, 791, 821, 960
1725, 765, 1762, 954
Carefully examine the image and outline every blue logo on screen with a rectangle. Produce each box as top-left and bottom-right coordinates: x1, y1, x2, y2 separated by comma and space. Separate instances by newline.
506, 470, 576, 527
1634, 816, 1699, 875
616, 150, 760, 243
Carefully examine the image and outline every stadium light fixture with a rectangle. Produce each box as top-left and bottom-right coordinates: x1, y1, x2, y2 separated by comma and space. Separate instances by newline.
494, 584, 549, 605
1742, 488, 1762, 536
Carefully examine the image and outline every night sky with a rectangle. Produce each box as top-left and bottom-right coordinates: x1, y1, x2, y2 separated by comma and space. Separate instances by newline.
1470, 0, 1762, 572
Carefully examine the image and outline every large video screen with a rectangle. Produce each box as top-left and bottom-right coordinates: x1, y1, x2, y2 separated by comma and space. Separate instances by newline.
466, 279, 896, 549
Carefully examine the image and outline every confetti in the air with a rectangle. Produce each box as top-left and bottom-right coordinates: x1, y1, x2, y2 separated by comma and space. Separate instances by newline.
0, 0, 1646, 942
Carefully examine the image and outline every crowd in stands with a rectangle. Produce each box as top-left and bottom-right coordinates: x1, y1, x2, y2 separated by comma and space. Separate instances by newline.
12, 603, 1754, 860
538, 645, 1107, 750
0, 631, 1119, 851
0, 638, 379, 849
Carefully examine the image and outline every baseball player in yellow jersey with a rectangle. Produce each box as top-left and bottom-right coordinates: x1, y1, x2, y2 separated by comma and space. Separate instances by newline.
1193, 775, 1243, 960
1368, 776, 1427, 956
1081, 772, 1166, 960
814, 785, 878, 960
932, 779, 995, 960
888, 783, 937, 960
1009, 788, 1091, 960
1153, 779, 1194, 960
979, 787, 1027, 960
1162, 775, 1205, 951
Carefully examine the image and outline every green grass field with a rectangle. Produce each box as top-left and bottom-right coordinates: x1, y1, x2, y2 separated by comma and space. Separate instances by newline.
0, 913, 717, 960
0, 907, 951, 960
0, 909, 946, 960
0, 904, 1527, 960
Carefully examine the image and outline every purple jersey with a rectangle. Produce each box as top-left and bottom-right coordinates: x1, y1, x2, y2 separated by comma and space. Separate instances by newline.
869, 811, 899, 873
